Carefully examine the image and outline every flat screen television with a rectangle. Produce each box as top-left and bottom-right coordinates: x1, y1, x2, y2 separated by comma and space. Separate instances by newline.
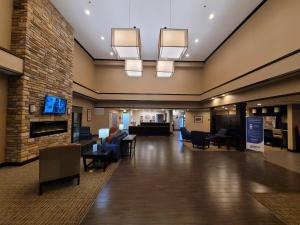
43, 95, 67, 114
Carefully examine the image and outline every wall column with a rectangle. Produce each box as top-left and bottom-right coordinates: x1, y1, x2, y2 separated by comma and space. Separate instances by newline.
210, 108, 216, 135
236, 103, 246, 151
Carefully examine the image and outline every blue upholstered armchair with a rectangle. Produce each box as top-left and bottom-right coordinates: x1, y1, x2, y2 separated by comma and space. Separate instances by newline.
180, 127, 191, 141
191, 131, 210, 149
79, 127, 92, 140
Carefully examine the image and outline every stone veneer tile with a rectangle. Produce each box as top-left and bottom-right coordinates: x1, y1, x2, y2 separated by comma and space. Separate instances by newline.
6, 0, 74, 162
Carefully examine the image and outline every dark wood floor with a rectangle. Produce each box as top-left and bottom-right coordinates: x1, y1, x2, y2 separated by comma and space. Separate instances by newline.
81, 134, 300, 225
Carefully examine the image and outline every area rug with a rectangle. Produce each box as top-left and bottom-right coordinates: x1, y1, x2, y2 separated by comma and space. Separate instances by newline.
252, 193, 300, 225
0, 160, 119, 225
182, 141, 236, 152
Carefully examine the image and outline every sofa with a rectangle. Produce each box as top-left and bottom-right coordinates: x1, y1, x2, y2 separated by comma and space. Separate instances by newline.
39, 144, 81, 195
79, 126, 92, 140
180, 127, 191, 141
98, 130, 128, 161
191, 131, 210, 149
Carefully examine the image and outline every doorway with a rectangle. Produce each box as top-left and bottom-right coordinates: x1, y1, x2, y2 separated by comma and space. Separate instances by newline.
72, 106, 82, 143
122, 112, 130, 130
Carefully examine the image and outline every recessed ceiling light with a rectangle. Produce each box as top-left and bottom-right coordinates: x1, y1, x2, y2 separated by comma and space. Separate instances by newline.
257, 103, 262, 106
110, 52, 114, 56
85, 9, 90, 15
209, 13, 215, 20
221, 94, 226, 97
100, 36, 105, 40
194, 38, 199, 43
185, 53, 190, 58
211, 97, 216, 100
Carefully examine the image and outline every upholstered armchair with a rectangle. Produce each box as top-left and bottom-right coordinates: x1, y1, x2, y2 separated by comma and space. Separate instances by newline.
39, 144, 81, 195
191, 131, 210, 149
180, 127, 191, 141
79, 126, 93, 140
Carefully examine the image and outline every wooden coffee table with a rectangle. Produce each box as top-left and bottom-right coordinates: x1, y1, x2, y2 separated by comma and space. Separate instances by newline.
82, 147, 112, 171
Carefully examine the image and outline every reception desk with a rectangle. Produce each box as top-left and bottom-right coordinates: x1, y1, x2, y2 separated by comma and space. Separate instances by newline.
129, 123, 170, 136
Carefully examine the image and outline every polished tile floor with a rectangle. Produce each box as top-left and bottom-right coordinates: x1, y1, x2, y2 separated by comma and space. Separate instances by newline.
82, 134, 300, 225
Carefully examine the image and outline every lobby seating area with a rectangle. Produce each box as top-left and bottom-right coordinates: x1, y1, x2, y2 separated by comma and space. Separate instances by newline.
1, 0, 300, 224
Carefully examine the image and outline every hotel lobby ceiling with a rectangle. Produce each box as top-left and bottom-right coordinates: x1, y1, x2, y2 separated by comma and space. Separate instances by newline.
50, 0, 263, 61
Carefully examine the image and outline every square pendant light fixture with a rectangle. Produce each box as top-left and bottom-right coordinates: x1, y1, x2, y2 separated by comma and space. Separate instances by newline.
111, 28, 141, 59
156, 60, 174, 78
159, 28, 188, 60
125, 59, 143, 77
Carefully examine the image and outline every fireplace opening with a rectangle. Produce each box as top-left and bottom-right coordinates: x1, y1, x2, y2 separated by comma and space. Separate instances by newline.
30, 121, 68, 138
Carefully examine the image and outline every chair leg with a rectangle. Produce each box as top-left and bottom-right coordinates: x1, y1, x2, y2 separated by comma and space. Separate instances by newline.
77, 174, 80, 185
39, 183, 43, 195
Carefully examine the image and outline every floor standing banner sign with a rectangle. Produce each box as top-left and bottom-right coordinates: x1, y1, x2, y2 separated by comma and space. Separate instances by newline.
246, 116, 264, 152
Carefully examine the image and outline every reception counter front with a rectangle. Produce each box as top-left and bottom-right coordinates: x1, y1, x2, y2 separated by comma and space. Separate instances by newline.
129, 123, 170, 136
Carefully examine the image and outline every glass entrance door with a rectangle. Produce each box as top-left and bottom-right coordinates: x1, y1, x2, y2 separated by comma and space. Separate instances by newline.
122, 113, 130, 130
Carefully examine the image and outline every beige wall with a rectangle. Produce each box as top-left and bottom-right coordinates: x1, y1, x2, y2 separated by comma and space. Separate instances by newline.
0, 76, 8, 163
185, 111, 210, 132
73, 42, 95, 90
0, 0, 13, 49
94, 108, 110, 131
203, 0, 300, 96
0, 0, 12, 163
71, 0, 300, 104
200, 73, 300, 108
95, 65, 203, 95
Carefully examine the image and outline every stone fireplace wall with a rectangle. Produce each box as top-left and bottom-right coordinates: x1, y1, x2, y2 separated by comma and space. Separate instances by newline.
6, 0, 74, 163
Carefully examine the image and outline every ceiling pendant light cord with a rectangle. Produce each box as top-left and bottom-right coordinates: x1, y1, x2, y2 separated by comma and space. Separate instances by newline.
129, 0, 131, 28
169, 0, 172, 28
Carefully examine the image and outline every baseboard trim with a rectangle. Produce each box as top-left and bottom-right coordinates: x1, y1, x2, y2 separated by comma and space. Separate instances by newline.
3, 156, 39, 167
0, 162, 8, 168
288, 149, 300, 153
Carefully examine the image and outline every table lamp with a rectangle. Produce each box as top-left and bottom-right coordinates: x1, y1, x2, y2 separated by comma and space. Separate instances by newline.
99, 128, 109, 142
119, 124, 124, 130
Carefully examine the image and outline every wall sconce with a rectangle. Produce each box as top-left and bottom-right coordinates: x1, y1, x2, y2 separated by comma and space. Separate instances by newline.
274, 107, 280, 113
29, 104, 36, 114
262, 108, 267, 114
252, 109, 257, 114
67, 108, 71, 115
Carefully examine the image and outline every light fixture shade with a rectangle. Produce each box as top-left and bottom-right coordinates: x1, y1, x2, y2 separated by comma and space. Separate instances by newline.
274, 107, 280, 113
111, 28, 141, 59
119, 124, 124, 130
99, 128, 109, 139
125, 59, 143, 77
159, 28, 188, 60
156, 60, 174, 78
252, 109, 257, 114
